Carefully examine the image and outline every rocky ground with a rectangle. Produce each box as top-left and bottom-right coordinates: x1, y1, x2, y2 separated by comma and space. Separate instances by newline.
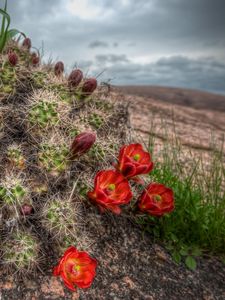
1, 87, 225, 300
114, 89, 225, 154
1, 213, 225, 300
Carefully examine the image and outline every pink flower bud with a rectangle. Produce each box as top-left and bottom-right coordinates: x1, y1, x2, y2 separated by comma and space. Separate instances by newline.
68, 69, 83, 88
82, 78, 97, 96
54, 61, 64, 76
70, 131, 96, 158
8, 52, 18, 66
20, 204, 34, 216
22, 37, 32, 50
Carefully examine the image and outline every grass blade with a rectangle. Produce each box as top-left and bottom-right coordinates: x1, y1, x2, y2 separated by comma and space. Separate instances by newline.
7, 28, 21, 39
0, 7, 10, 52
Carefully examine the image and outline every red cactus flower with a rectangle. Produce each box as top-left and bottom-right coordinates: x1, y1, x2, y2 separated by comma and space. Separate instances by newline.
53, 246, 97, 291
82, 78, 97, 96
31, 52, 40, 66
116, 143, 153, 179
70, 131, 96, 158
138, 183, 174, 217
88, 170, 132, 214
8, 52, 18, 66
54, 61, 64, 76
68, 69, 83, 88
22, 37, 32, 50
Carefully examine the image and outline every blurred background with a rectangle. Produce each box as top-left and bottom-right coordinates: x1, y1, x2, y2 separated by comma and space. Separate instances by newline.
9, 0, 225, 94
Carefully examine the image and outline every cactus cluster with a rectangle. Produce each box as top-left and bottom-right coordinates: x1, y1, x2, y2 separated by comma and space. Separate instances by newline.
0, 38, 128, 277
2, 230, 40, 273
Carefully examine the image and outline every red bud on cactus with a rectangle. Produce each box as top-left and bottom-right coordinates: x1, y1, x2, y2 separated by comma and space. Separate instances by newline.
54, 61, 64, 76
22, 37, 32, 50
31, 52, 40, 66
82, 78, 97, 96
8, 52, 18, 66
20, 204, 34, 216
68, 69, 83, 88
70, 131, 96, 158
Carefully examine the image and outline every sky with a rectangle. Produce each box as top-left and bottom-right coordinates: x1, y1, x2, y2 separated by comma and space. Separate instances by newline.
6, 0, 225, 94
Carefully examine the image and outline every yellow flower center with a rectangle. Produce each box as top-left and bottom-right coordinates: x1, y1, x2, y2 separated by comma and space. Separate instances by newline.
108, 183, 116, 191
74, 265, 81, 272
153, 194, 162, 202
133, 154, 140, 161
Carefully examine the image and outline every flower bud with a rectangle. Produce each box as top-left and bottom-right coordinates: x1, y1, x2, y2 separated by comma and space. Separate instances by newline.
8, 52, 18, 66
54, 61, 64, 76
20, 204, 34, 216
68, 69, 83, 88
31, 52, 40, 66
82, 78, 97, 96
70, 131, 96, 158
22, 37, 32, 50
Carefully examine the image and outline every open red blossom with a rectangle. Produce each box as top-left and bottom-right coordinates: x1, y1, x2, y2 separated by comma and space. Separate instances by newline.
138, 183, 174, 217
53, 246, 97, 292
88, 170, 132, 214
116, 143, 153, 179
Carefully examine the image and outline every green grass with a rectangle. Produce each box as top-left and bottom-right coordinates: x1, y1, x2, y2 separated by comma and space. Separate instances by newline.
137, 128, 225, 268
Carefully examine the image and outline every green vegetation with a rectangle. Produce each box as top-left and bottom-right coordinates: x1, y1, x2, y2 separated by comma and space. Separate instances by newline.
0, 0, 21, 53
137, 128, 225, 269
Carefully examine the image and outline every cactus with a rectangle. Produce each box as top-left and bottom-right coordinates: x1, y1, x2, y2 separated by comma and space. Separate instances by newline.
29, 100, 59, 128
0, 37, 128, 279
41, 196, 80, 241
2, 230, 40, 273
7, 144, 26, 170
38, 143, 69, 175
88, 113, 104, 129
0, 175, 28, 207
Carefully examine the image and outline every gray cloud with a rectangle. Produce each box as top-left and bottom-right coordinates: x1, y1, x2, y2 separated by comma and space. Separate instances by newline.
95, 54, 130, 65
5, 0, 225, 94
90, 55, 225, 94
89, 40, 108, 48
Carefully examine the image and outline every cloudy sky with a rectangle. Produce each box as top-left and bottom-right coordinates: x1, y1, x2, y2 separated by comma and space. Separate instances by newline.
7, 0, 225, 94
